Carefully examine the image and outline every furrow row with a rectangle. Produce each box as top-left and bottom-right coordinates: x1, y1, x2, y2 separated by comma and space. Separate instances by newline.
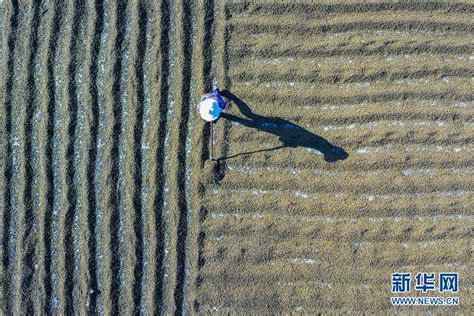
64, 0, 90, 313
229, 2, 474, 15
8, 1, 35, 314
95, 0, 116, 312
167, 0, 195, 314
204, 215, 473, 243
140, 0, 167, 313
31, 1, 55, 313
204, 188, 472, 218
231, 53, 474, 70
230, 42, 474, 60
229, 19, 474, 37
0, 0, 18, 311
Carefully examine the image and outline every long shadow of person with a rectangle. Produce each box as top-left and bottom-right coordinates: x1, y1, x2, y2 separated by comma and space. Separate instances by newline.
218, 90, 349, 162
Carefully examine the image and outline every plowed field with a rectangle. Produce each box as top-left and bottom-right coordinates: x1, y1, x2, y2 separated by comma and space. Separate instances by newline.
1, 0, 473, 314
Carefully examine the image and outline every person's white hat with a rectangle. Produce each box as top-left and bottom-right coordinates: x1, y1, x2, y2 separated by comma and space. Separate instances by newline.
199, 98, 223, 122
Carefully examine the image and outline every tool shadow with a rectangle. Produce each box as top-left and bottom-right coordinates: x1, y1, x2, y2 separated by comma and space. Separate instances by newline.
218, 90, 349, 162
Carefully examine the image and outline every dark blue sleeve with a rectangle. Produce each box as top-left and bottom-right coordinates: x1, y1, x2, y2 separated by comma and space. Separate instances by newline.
214, 93, 227, 109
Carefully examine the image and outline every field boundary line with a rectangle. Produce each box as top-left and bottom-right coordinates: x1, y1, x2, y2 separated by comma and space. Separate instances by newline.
218, 1, 231, 164
186, 0, 218, 312
191, 0, 231, 311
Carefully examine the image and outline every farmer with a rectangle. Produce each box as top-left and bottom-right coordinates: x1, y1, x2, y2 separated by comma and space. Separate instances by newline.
197, 85, 227, 160
197, 84, 227, 122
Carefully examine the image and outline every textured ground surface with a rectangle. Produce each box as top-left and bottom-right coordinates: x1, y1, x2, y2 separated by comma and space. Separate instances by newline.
1, 0, 473, 314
